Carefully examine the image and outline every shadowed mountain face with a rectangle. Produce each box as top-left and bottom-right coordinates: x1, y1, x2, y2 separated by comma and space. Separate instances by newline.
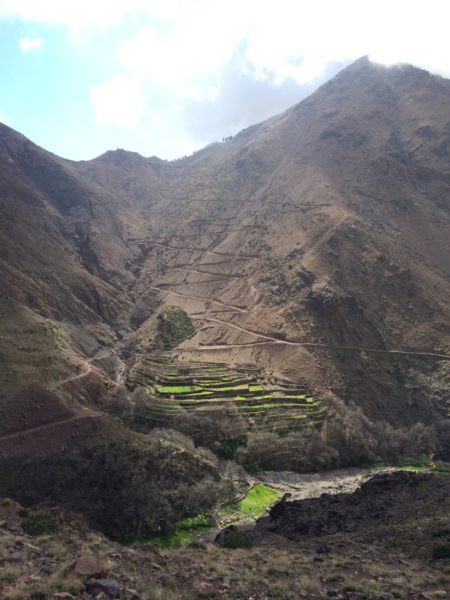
1, 57, 450, 449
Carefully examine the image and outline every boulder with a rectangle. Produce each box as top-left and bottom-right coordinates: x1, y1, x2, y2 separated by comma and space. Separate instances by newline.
85, 578, 121, 599
74, 555, 105, 578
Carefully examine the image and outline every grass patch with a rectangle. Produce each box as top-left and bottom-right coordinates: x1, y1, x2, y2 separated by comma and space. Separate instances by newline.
150, 514, 214, 548
249, 385, 264, 392
157, 384, 203, 394
432, 461, 450, 473
219, 483, 281, 520
21, 512, 58, 536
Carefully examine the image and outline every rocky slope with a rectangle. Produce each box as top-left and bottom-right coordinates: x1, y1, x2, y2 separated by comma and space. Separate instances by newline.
0, 471, 448, 599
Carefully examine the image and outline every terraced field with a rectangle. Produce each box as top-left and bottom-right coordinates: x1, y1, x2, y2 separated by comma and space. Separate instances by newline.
129, 353, 326, 434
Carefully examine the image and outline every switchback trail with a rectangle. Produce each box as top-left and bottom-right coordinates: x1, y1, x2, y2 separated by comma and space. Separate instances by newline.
149, 285, 249, 313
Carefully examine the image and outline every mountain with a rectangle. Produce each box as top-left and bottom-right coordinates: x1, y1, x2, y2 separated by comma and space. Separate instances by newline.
0, 57, 449, 469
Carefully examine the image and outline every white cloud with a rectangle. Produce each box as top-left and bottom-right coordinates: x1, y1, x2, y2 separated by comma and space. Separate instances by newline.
3, 0, 450, 158
81, 0, 450, 157
90, 0, 450, 111
18, 36, 43, 53
90, 74, 144, 127
0, 0, 140, 38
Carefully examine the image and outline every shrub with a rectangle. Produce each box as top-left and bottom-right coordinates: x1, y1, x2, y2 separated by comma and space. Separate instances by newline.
432, 544, 450, 560
152, 306, 195, 350
223, 530, 253, 549
432, 527, 450, 538
4, 438, 232, 542
21, 513, 58, 536
29, 593, 47, 600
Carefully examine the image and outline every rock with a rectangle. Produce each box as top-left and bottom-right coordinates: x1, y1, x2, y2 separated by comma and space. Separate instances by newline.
1, 521, 22, 533
8, 551, 23, 562
193, 581, 215, 597
316, 542, 331, 554
74, 555, 105, 578
327, 591, 339, 597
85, 579, 121, 599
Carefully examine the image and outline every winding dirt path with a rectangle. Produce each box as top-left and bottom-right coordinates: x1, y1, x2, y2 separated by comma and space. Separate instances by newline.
52, 366, 93, 389
173, 267, 242, 279
182, 339, 450, 360
195, 315, 276, 341
149, 285, 249, 313
0, 411, 102, 443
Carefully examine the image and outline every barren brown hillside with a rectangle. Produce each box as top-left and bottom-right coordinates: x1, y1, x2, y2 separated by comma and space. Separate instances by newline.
1, 57, 449, 456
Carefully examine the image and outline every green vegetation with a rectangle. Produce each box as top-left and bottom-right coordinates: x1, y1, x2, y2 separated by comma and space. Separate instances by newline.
432, 527, 450, 538
222, 529, 253, 549
239, 402, 301, 410
391, 456, 450, 473
21, 512, 58, 536
157, 384, 202, 394
432, 544, 450, 560
432, 461, 450, 473
150, 514, 214, 548
219, 483, 281, 520
249, 385, 264, 392
4, 440, 230, 542
131, 357, 324, 444
153, 306, 195, 350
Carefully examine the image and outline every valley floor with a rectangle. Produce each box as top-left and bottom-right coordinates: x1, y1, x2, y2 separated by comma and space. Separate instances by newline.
0, 471, 449, 600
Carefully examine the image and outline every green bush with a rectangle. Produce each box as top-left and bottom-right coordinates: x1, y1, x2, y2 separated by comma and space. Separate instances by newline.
432, 527, 450, 538
432, 543, 450, 560
223, 530, 253, 549
153, 306, 195, 350
21, 513, 58, 536
29, 592, 47, 600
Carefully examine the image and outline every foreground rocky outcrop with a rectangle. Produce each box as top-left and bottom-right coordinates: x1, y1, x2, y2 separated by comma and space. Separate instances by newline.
264, 471, 444, 539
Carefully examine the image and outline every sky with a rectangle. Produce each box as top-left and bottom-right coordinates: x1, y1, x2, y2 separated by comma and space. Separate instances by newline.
1, 0, 450, 161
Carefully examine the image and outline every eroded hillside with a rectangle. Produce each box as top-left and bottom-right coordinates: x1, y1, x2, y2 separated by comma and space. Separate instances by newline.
1, 57, 449, 473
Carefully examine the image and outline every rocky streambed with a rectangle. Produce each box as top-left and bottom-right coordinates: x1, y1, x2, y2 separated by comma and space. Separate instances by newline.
255, 466, 396, 501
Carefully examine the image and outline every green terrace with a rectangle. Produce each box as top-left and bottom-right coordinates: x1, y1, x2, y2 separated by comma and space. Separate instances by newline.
129, 354, 326, 434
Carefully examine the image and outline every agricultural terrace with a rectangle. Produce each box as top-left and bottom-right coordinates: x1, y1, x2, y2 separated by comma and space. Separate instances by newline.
128, 353, 326, 434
